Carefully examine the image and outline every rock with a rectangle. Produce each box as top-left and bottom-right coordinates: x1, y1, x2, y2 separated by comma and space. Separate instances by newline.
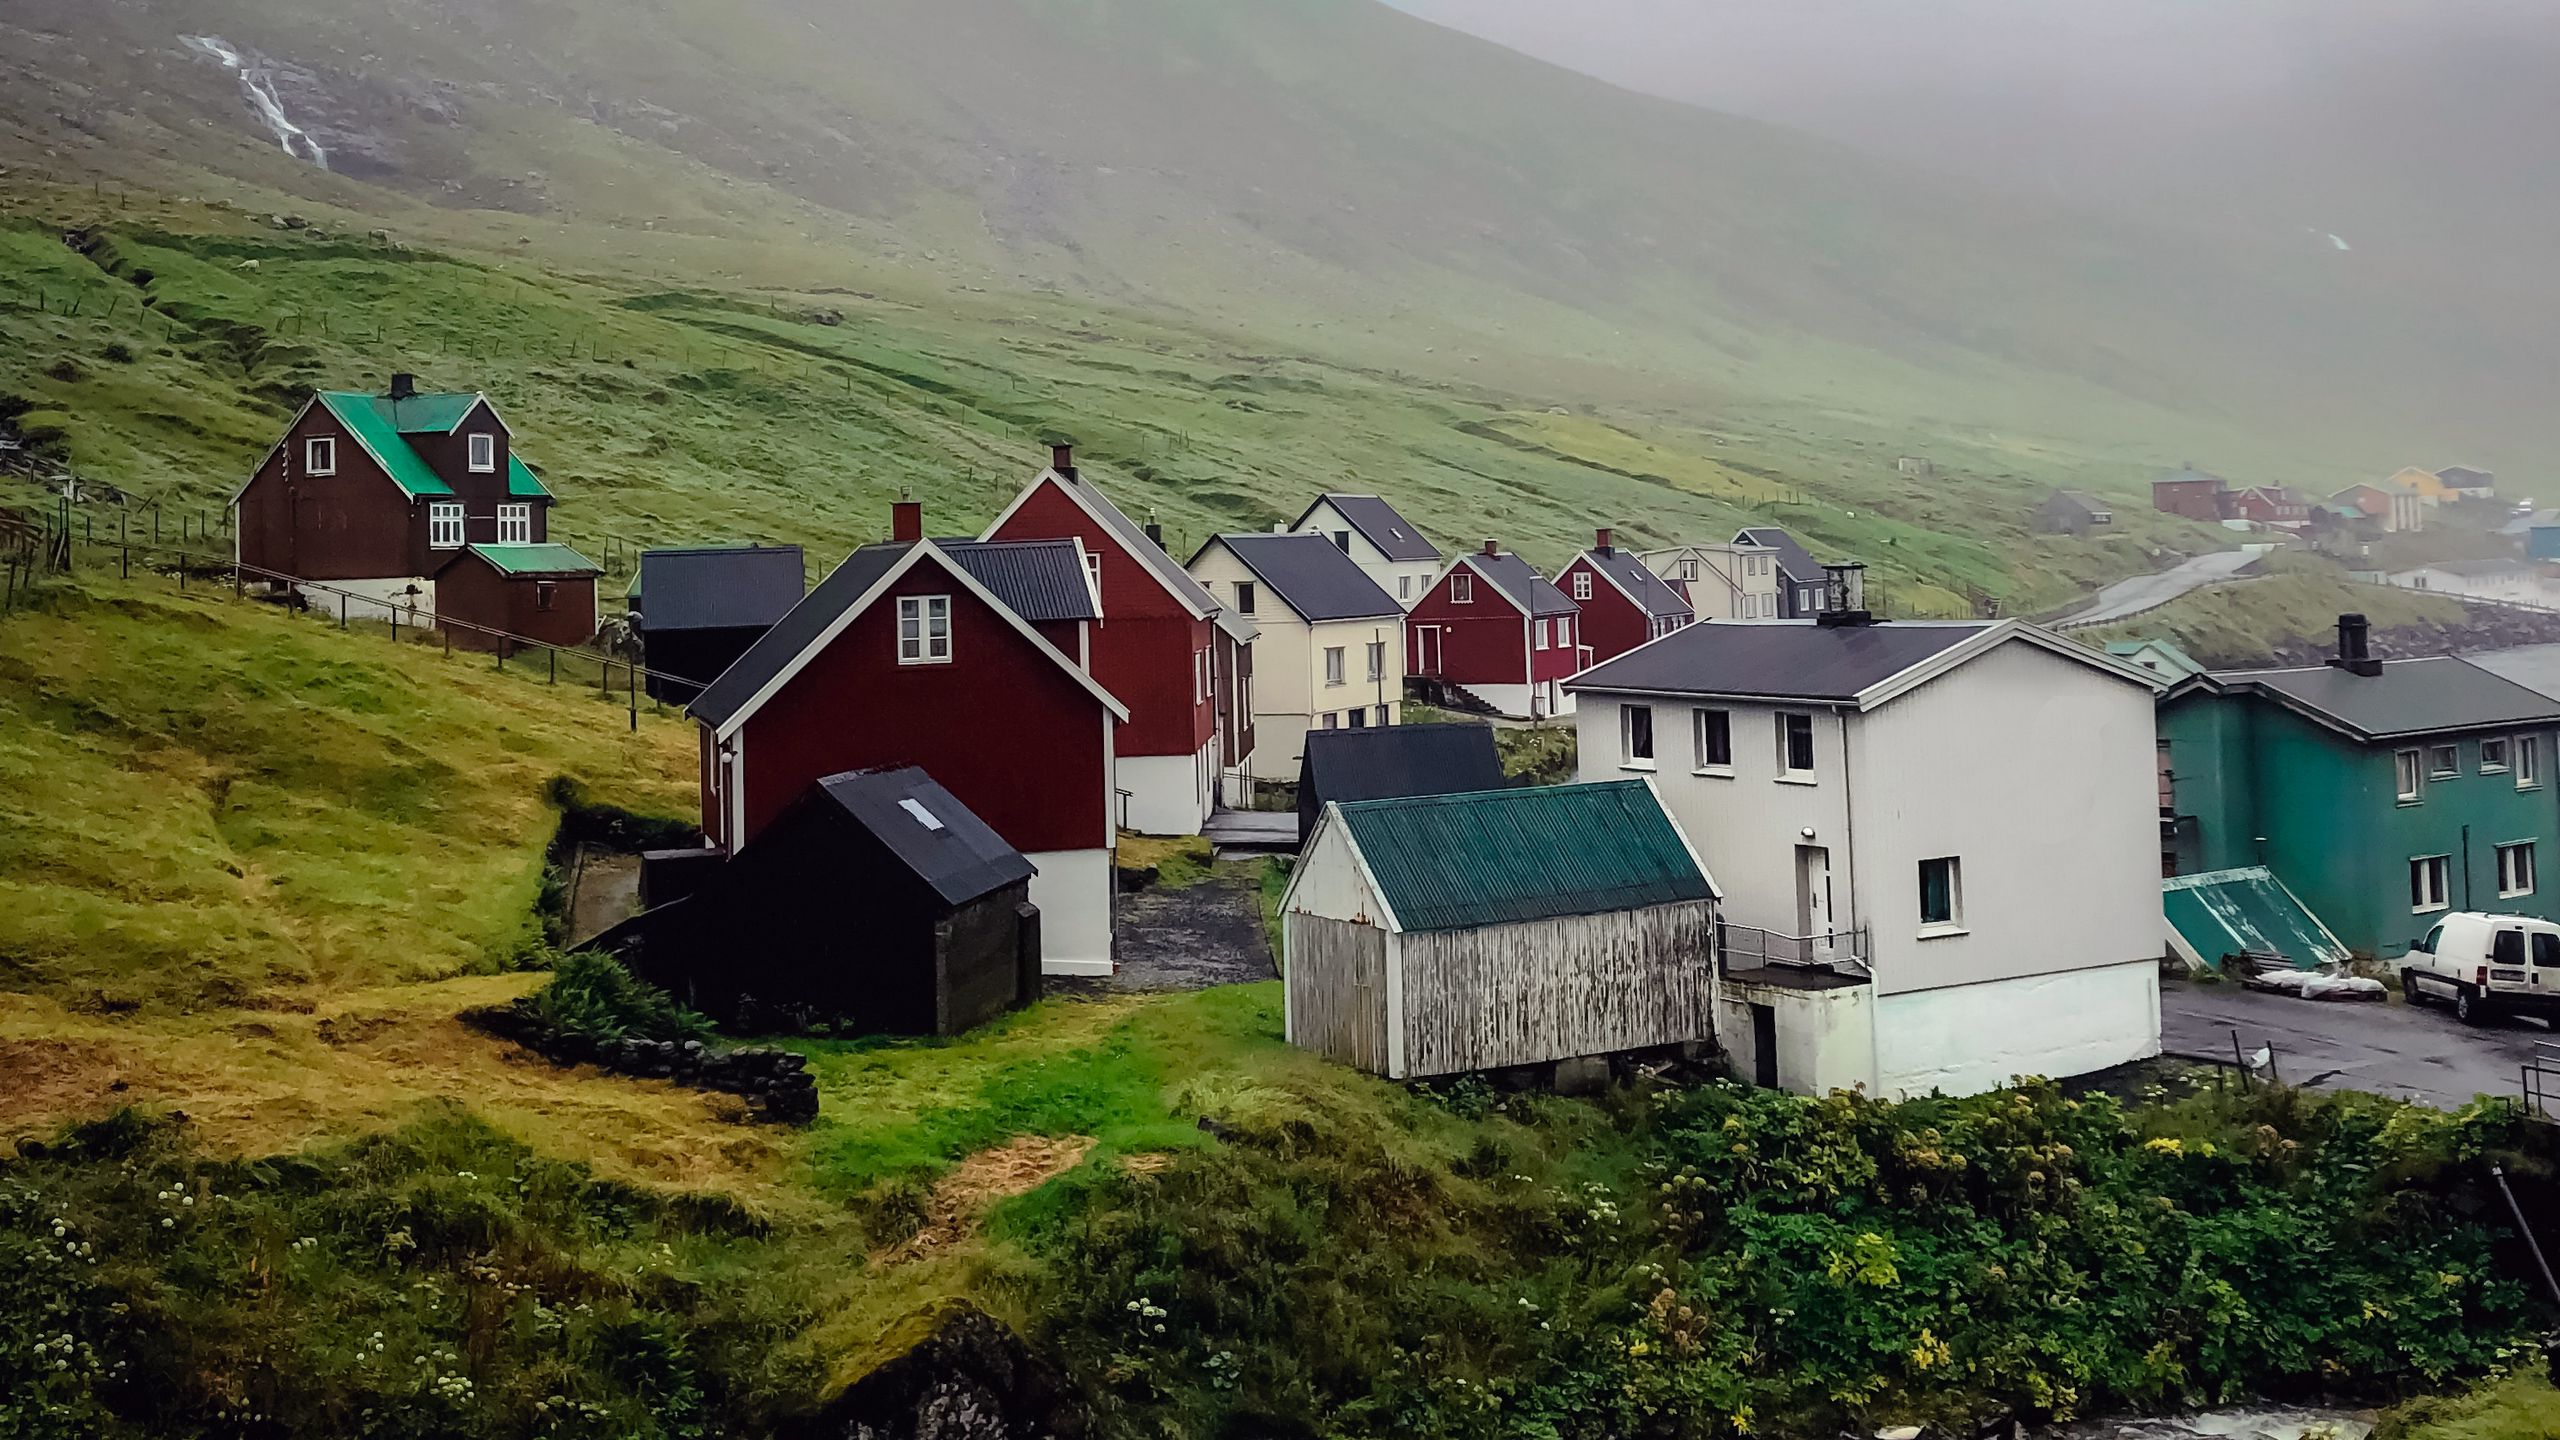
1552, 1055, 1610, 1097
1876, 1427, 1925, 1440
786, 1305, 1084, 1440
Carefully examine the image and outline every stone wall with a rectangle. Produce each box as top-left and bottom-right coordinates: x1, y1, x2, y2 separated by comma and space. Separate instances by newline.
464, 1006, 818, 1124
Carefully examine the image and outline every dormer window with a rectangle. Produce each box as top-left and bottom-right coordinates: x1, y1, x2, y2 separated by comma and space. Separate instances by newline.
305, 437, 336, 476
1572, 570, 1592, 601
468, 433, 497, 474
1451, 573, 1474, 604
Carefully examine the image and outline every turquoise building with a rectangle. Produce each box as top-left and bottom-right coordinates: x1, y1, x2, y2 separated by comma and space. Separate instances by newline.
2158, 622, 2560, 959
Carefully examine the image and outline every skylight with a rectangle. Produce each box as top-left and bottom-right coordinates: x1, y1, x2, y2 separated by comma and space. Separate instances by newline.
899, 798, 945, 831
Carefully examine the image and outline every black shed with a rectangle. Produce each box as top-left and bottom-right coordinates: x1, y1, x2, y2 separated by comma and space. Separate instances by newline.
632, 545, 807, 702
636, 767, 1041, 1036
1296, 722, 1508, 846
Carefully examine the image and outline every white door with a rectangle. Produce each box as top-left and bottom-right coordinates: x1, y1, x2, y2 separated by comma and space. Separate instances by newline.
1795, 845, 1834, 949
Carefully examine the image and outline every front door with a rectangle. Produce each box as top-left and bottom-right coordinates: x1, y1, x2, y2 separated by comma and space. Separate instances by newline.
1414, 625, 1442, 676
1751, 1004, 1779, 1087
1795, 845, 1834, 947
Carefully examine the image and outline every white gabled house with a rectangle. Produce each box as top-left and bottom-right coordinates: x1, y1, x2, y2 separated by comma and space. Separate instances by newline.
1566, 579, 2167, 1098
1290, 494, 1445, 609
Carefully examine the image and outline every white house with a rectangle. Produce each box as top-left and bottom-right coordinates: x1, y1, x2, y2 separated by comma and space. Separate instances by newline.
1291, 494, 1446, 609
1640, 543, 1785, 621
1188, 531, 1407, 772
2389, 559, 2558, 609
1566, 595, 2166, 1098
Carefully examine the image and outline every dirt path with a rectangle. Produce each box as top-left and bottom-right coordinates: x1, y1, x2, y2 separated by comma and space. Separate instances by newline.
1073, 864, 1274, 994
887, 1135, 1097, 1262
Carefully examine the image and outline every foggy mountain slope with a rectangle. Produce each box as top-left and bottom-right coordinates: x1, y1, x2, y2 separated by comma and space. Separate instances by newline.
4, 0, 2554, 466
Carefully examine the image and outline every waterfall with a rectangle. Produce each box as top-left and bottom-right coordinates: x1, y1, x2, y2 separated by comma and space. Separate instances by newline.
181, 35, 330, 170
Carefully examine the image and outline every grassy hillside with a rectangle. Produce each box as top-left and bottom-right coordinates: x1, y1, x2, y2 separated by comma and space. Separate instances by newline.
2086, 566, 2469, 668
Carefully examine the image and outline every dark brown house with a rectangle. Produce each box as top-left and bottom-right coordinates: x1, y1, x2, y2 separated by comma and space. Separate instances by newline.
230, 375, 556, 610
433, 543, 602, 653
2034, 490, 2116, 535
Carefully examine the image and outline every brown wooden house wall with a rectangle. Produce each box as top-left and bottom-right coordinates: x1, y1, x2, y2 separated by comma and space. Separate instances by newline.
435, 556, 597, 653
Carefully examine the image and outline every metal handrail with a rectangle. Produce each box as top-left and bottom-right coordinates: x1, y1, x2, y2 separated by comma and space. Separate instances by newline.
1720, 921, 1870, 973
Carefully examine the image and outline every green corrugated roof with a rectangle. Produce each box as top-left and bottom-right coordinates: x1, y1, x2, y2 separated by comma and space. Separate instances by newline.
315, 392, 454, 498
380, 392, 484, 433
2163, 867, 2348, 970
506, 454, 553, 500
464, 543, 600, 577
1335, 780, 1714, 932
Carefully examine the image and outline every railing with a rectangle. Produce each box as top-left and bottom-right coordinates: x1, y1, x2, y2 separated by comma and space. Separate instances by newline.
2521, 1041, 2560, 1123
1719, 921, 1871, 975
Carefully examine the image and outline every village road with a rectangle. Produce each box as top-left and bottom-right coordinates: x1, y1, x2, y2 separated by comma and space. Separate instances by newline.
2161, 976, 2551, 1110
2050, 550, 2263, 629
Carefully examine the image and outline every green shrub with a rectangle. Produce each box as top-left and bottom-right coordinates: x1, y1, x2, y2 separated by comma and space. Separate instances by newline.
518, 952, 713, 1044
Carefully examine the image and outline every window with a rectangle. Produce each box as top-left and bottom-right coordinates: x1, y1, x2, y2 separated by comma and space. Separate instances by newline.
1535, 618, 1551, 650
1919, 857, 1963, 930
897, 595, 952, 664
2495, 930, 2526, 967
496, 503, 532, 544
1572, 570, 1592, 601
2430, 744, 2460, 779
2482, 737, 2512, 773
1374, 704, 1390, 727
2395, 749, 2424, 803
1322, 712, 1340, 730
1348, 707, 1369, 728
1234, 580, 1255, 615
1622, 704, 1656, 767
1399, 574, 1414, 601
2410, 854, 2450, 913
534, 581, 557, 613
1325, 646, 1346, 686
1331, 530, 1352, 553
427, 502, 465, 550
1693, 708, 1732, 771
305, 437, 336, 476
1196, 648, 1209, 704
2521, 736, 2543, 790
1084, 551, 1103, 605
1778, 712, 1816, 777
468, 432, 497, 473
1366, 640, 1385, 682
1451, 573, 1474, 604
2500, 841, 2538, 899
2537, 932, 2560, 968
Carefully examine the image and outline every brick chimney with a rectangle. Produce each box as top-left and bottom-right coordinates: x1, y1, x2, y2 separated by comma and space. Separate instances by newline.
1482, 538, 1499, 558
1595, 527, 1614, 555
388, 372, 417, 401
1051, 443, 1076, 480
891, 495, 923, 544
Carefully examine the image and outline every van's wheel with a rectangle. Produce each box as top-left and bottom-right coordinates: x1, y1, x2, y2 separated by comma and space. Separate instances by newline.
2402, 968, 2425, 1004
2455, 986, 2489, 1026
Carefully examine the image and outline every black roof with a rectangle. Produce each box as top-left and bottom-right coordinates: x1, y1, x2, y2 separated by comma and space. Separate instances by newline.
635, 546, 806, 633
806, 767, 1033, 904
1044, 470, 1221, 616
1469, 551, 1578, 617
2209, 657, 2560, 742
1568, 619, 1989, 702
1300, 723, 1507, 808
938, 539, 1098, 622
1583, 547, 1691, 618
1732, 527, 1822, 584
1299, 494, 1442, 562
1204, 532, 1402, 621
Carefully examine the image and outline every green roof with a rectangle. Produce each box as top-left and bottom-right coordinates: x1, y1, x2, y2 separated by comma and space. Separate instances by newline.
506, 454, 552, 500
311, 390, 553, 501
462, 543, 600, 577
2163, 867, 2348, 970
379, 392, 484, 434
1335, 780, 1713, 932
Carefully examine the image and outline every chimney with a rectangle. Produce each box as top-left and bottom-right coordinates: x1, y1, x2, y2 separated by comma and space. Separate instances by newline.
2330, 612, 2382, 677
1051, 443, 1076, 481
891, 493, 923, 544
1814, 561, 1875, 627
1595, 527, 1615, 555
1144, 509, 1165, 549
388, 372, 417, 401
1482, 538, 1500, 558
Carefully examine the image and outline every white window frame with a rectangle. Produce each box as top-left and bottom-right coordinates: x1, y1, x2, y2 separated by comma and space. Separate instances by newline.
1451, 573, 1473, 605
467, 432, 498, 474
2429, 743, 2461, 779
1325, 646, 1346, 687
2519, 736, 2543, 790
1366, 640, 1385, 683
2411, 854, 2451, 914
1918, 856, 1965, 934
1535, 618, 1551, 650
1234, 580, 1254, 615
2482, 737, 2512, 774
1571, 570, 1592, 601
305, 436, 336, 476
1777, 711, 1817, 781
1085, 551, 1104, 606
2499, 840, 2538, 899
1621, 703, 1656, 770
427, 501, 465, 550
1398, 574, 1414, 601
2395, 749, 2424, 804
1679, 559, 1699, 582
897, 595, 952, 665
1693, 707, 1733, 775
495, 503, 532, 545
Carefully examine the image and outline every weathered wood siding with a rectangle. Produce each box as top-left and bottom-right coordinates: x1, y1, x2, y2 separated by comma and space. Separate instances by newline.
1285, 915, 1389, 1073
1398, 900, 1714, 1077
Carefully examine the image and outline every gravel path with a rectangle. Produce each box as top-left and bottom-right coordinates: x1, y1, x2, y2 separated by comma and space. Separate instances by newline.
1057, 864, 1276, 995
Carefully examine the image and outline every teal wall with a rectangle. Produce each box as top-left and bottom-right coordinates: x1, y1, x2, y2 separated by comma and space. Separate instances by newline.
2162, 691, 2560, 958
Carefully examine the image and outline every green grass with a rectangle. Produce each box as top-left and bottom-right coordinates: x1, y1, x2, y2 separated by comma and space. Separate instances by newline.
2085, 563, 2469, 668
2385, 1371, 2560, 1440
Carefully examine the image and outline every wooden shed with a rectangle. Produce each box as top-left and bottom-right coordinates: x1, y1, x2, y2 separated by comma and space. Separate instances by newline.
631, 767, 1041, 1037
1283, 780, 1719, 1079
433, 543, 601, 653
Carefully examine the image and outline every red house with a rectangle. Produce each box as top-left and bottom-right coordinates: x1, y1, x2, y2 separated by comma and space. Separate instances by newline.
1555, 528, 1693, 665
984, 445, 1225, 837
432, 543, 603, 653
685, 505, 1127, 974
2151, 465, 2232, 523
1406, 541, 1583, 720
2228, 485, 2310, 530
230, 374, 557, 620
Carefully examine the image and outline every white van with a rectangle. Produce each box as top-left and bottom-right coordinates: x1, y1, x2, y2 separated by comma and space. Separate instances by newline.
2401, 912, 2560, 1024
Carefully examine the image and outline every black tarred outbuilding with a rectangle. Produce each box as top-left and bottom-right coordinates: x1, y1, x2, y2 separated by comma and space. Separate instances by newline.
1295, 722, 1508, 847
631, 544, 807, 702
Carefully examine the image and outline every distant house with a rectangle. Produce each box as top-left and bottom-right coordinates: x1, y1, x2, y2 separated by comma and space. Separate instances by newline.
1555, 529, 1692, 665
985, 446, 1224, 838
1732, 527, 1828, 617
1188, 531, 1405, 771
687, 508, 1125, 974
1290, 494, 1444, 609
1284, 781, 1719, 1080
1405, 541, 1582, 720
2532, 528, 2560, 564
1212, 608, 1259, 806
2034, 490, 2116, 536
1640, 543, 1783, 621
1294, 721, 1507, 847
2330, 481, 2425, 533
2160, 617, 2560, 959
632, 545, 806, 702
2106, 638, 2207, 684
1567, 586, 2165, 1098
230, 375, 557, 620
2387, 466, 2462, 508
2437, 465, 2497, 495
2391, 558, 2548, 606
432, 543, 602, 653
2498, 509, 2559, 539
628, 768, 1038, 1036
2226, 486, 2311, 530
2151, 465, 2231, 523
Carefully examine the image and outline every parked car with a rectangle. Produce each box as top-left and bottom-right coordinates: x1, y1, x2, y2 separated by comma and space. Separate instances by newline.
2401, 912, 2560, 1024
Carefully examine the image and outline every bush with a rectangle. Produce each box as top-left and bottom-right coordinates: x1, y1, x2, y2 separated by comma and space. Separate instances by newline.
517, 951, 713, 1044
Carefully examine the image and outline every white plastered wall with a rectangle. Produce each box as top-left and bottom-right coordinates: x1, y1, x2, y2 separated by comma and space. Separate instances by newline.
1026, 848, 1115, 976
1872, 958, 2161, 1098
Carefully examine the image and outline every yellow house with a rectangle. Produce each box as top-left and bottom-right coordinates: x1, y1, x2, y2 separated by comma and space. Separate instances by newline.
2389, 466, 2456, 507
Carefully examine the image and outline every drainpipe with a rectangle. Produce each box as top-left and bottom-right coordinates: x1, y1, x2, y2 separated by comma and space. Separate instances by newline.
1838, 706, 1862, 961
2464, 823, 2475, 910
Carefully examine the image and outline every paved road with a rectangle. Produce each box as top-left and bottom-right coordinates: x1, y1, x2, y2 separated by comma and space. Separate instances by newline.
2051, 550, 2263, 630
2162, 976, 2551, 1109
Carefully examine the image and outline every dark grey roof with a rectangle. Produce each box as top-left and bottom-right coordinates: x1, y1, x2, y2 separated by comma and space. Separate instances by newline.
1301, 723, 1506, 808
939, 539, 1098, 622
2437, 466, 2496, 488
1732, 527, 1822, 584
1052, 471, 1220, 616
1568, 619, 1989, 702
1584, 547, 1691, 619
2215, 656, 2560, 742
2464, 646, 2560, 705
634, 546, 806, 633
1299, 494, 1441, 563
810, 767, 1033, 905
1469, 551, 1578, 617
2048, 490, 2113, 513
1203, 532, 1402, 621
2155, 466, 2229, 487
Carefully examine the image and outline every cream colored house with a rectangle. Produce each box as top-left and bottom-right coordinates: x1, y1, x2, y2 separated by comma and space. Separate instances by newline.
1289, 494, 1445, 609
1640, 543, 1785, 620
1189, 532, 1406, 773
